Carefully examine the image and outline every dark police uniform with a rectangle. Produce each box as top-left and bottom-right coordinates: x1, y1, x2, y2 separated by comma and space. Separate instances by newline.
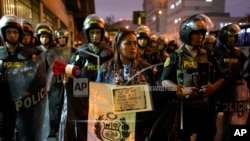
161, 46, 220, 141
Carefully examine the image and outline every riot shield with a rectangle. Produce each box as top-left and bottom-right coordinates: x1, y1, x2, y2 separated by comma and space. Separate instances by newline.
7, 51, 50, 141
58, 49, 100, 141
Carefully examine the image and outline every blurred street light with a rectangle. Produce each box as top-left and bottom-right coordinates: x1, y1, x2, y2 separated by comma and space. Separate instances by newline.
158, 10, 162, 15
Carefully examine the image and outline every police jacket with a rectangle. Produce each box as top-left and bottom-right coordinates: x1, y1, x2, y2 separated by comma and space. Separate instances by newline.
71, 42, 113, 81
0, 46, 44, 92
213, 44, 246, 83
161, 45, 209, 84
0, 45, 50, 141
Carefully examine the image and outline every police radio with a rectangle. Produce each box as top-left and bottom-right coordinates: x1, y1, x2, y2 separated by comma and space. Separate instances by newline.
52, 59, 80, 78
197, 61, 209, 88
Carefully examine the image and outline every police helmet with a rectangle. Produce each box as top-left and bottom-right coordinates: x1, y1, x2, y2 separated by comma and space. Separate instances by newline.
167, 40, 178, 53
203, 35, 216, 46
35, 23, 53, 43
135, 25, 150, 39
83, 14, 105, 43
150, 34, 158, 42
218, 23, 241, 44
157, 36, 168, 50
180, 14, 213, 45
55, 28, 69, 43
0, 15, 23, 42
158, 36, 168, 45
22, 19, 34, 37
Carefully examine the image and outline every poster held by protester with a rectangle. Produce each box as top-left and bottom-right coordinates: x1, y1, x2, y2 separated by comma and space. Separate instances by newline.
88, 82, 154, 141
111, 85, 153, 114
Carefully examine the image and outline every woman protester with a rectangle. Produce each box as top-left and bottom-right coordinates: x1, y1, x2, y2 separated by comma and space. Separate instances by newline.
96, 28, 168, 141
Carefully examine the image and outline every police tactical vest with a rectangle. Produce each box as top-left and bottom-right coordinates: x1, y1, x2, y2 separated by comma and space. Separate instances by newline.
176, 47, 208, 87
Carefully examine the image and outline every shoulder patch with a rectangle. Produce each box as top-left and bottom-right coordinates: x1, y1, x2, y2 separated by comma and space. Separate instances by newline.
175, 48, 183, 54
164, 57, 170, 67
75, 54, 80, 61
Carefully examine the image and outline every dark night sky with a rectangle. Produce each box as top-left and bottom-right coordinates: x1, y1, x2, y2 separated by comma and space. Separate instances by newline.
94, 0, 250, 21
225, 0, 250, 17
94, 0, 143, 21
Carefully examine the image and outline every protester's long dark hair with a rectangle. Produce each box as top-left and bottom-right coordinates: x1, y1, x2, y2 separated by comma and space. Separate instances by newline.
104, 28, 140, 71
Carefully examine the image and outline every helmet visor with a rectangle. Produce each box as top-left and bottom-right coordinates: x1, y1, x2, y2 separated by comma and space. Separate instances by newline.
186, 14, 214, 31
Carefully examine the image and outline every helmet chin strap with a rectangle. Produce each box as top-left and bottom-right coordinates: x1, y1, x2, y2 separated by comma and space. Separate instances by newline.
193, 45, 200, 49
92, 41, 100, 45
6, 39, 19, 46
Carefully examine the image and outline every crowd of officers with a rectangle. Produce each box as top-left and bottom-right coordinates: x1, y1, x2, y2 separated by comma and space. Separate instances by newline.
0, 13, 249, 141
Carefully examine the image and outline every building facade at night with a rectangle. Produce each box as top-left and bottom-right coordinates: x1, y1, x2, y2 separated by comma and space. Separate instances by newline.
143, 0, 245, 42
0, 0, 95, 46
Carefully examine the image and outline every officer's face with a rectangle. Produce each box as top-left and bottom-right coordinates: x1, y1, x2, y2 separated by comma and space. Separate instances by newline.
190, 31, 204, 46
89, 28, 101, 44
226, 34, 236, 46
151, 41, 158, 50
58, 36, 67, 46
137, 37, 148, 48
158, 42, 165, 50
22, 32, 32, 45
119, 34, 138, 63
5, 27, 19, 44
40, 34, 50, 45
204, 43, 214, 51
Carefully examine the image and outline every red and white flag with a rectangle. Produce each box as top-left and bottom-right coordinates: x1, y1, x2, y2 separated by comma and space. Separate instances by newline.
87, 82, 153, 141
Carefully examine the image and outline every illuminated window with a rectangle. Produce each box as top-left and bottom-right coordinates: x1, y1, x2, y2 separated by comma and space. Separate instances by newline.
152, 16, 156, 21
206, 0, 212, 2
174, 17, 181, 24
176, 0, 182, 6
247, 28, 250, 33
240, 29, 245, 34
170, 4, 175, 9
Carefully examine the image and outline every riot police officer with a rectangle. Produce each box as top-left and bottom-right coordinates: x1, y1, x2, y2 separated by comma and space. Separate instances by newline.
166, 40, 178, 54
157, 36, 169, 62
35, 23, 58, 137
213, 24, 249, 141
35, 23, 57, 71
202, 35, 217, 53
54, 28, 72, 63
136, 25, 159, 65
161, 14, 224, 141
0, 14, 49, 141
149, 34, 158, 52
71, 13, 113, 80
21, 19, 34, 48
136, 25, 150, 55
46, 28, 72, 137
61, 14, 113, 141
103, 30, 112, 46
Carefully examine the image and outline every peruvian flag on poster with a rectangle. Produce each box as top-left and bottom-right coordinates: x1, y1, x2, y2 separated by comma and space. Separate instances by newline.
87, 82, 153, 141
